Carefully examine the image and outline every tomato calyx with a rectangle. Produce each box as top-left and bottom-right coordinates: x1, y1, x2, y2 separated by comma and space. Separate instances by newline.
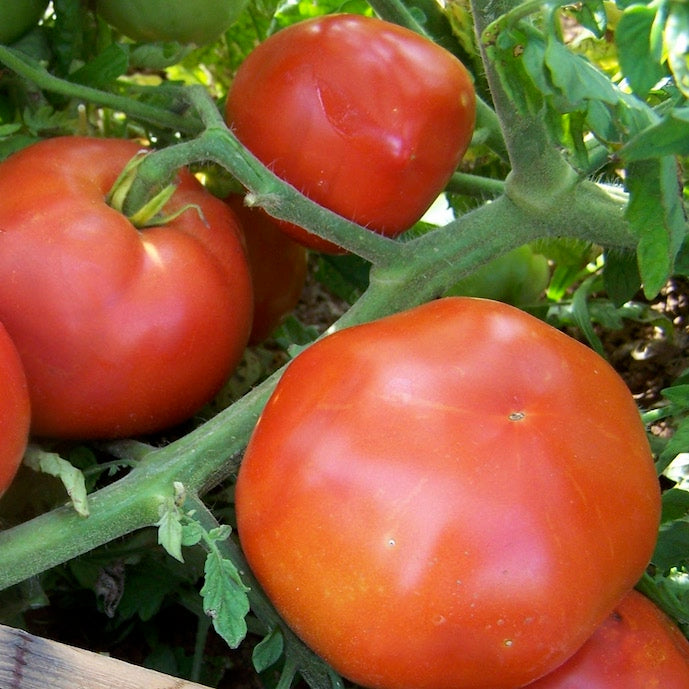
106, 149, 204, 229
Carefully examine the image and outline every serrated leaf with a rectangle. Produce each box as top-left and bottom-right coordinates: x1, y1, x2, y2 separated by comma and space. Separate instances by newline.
201, 552, 250, 649
666, 1, 689, 96
69, 43, 129, 88
620, 106, 689, 160
181, 520, 205, 547
544, 37, 620, 108
625, 157, 687, 297
616, 4, 666, 96
156, 505, 184, 563
253, 627, 285, 673
208, 524, 233, 542
23, 444, 89, 517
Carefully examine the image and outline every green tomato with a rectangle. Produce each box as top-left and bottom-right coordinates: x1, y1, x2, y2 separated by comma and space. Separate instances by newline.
0, 0, 48, 44
445, 245, 550, 305
95, 0, 246, 45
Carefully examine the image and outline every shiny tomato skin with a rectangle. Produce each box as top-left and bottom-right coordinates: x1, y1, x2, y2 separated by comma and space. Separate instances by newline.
95, 0, 246, 45
0, 323, 30, 495
225, 194, 308, 343
225, 14, 476, 253
0, 137, 252, 439
235, 297, 661, 689
527, 589, 689, 688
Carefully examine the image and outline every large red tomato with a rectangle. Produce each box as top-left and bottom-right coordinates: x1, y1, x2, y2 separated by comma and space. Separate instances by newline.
0, 323, 30, 496
225, 14, 476, 253
527, 589, 689, 687
225, 194, 308, 344
0, 137, 252, 439
235, 297, 661, 689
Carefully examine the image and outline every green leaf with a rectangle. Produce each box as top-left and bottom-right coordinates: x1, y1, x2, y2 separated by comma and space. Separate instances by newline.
544, 37, 620, 108
624, 157, 687, 297
616, 4, 666, 97
574, 0, 608, 37
653, 519, 689, 571
253, 627, 285, 673
68, 43, 129, 88
23, 444, 89, 517
658, 416, 689, 474
661, 487, 689, 523
570, 275, 607, 356
156, 503, 184, 563
620, 107, 689, 160
603, 248, 641, 305
201, 551, 250, 649
666, 1, 689, 97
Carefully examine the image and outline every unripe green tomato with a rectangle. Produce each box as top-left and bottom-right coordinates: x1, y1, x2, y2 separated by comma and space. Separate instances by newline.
0, 0, 48, 44
445, 245, 550, 305
95, 0, 246, 45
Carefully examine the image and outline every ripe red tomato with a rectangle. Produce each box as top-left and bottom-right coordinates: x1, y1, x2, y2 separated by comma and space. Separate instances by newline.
225, 194, 308, 344
0, 137, 252, 439
235, 297, 661, 689
225, 14, 476, 253
0, 323, 30, 496
527, 589, 689, 687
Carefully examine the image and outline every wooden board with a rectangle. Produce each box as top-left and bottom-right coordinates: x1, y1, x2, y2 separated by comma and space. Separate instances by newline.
0, 623, 212, 689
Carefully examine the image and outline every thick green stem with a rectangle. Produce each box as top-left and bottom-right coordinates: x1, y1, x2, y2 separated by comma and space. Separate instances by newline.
0, 374, 274, 591
0, 45, 201, 136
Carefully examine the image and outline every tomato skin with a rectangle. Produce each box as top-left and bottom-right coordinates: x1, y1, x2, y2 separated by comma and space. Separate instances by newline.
0, 137, 252, 439
445, 246, 551, 305
235, 297, 661, 689
225, 14, 476, 253
0, 323, 30, 496
0, 0, 48, 44
225, 195, 308, 343
95, 0, 246, 45
527, 589, 689, 688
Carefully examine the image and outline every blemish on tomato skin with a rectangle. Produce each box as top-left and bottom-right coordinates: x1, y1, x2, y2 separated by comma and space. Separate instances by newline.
509, 411, 526, 421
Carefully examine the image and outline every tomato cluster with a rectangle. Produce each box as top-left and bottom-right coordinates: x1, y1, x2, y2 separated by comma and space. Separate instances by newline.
236, 297, 663, 689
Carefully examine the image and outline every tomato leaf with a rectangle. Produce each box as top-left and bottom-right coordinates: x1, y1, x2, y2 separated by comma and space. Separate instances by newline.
660, 487, 689, 524
653, 519, 689, 571
22, 444, 89, 517
666, 1, 689, 97
603, 248, 641, 306
624, 157, 686, 297
156, 503, 185, 563
252, 627, 285, 673
620, 106, 689, 160
616, 4, 666, 97
68, 42, 129, 88
200, 549, 250, 649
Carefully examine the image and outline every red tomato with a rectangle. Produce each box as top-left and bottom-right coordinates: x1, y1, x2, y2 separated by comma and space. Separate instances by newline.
0, 137, 252, 439
235, 297, 661, 689
225, 194, 308, 343
0, 323, 30, 495
225, 14, 476, 253
527, 589, 689, 687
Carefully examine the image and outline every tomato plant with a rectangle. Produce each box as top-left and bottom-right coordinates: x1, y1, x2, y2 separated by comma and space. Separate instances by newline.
225, 13, 476, 252
236, 297, 661, 689
94, 0, 247, 45
0, 136, 253, 439
0, 0, 48, 44
0, 323, 30, 496
527, 589, 689, 687
225, 194, 308, 343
